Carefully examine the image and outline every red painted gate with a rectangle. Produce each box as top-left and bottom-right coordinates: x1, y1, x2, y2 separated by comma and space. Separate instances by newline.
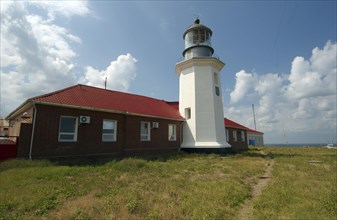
0, 136, 18, 161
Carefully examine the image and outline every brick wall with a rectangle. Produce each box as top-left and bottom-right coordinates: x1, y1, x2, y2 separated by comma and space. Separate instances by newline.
30, 104, 182, 159
226, 127, 248, 152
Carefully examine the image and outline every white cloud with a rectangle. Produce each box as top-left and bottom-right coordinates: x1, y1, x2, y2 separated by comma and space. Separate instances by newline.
226, 41, 337, 144
230, 70, 257, 104
27, 0, 91, 20
1, 1, 138, 117
81, 54, 137, 92
0, 1, 137, 115
1, 1, 87, 115
287, 41, 336, 99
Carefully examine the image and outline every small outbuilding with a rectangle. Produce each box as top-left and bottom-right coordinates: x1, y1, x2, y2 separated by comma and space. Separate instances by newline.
247, 128, 264, 146
224, 118, 249, 152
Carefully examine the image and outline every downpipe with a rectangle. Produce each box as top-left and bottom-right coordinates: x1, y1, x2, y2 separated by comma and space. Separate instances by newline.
29, 104, 37, 160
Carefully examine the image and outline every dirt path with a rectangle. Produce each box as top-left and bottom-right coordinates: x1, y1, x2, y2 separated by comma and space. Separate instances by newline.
236, 156, 274, 220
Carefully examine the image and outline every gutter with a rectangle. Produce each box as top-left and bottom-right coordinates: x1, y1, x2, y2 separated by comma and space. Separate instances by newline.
5, 101, 32, 120
29, 103, 37, 160
33, 100, 185, 121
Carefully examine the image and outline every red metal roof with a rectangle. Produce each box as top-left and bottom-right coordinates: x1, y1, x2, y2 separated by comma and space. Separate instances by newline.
247, 128, 264, 134
224, 118, 264, 134
163, 102, 264, 133
166, 101, 179, 110
31, 84, 184, 121
224, 118, 247, 129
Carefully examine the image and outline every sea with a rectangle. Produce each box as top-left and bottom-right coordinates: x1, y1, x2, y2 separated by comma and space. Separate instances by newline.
265, 143, 336, 148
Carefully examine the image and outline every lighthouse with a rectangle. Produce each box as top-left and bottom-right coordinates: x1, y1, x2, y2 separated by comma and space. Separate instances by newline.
175, 18, 231, 152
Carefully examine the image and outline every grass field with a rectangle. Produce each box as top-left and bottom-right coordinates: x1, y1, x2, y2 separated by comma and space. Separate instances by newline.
0, 147, 336, 219
253, 147, 337, 220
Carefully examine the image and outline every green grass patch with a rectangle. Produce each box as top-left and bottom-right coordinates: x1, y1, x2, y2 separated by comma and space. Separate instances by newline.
0, 152, 266, 219
0, 147, 335, 219
253, 146, 337, 220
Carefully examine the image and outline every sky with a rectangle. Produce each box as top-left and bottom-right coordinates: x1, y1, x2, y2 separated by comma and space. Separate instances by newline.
1, 0, 336, 144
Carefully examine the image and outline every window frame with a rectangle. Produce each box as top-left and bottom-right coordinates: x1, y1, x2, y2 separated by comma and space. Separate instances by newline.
58, 116, 78, 142
102, 119, 117, 142
214, 72, 219, 85
168, 124, 177, 141
140, 121, 151, 141
214, 72, 220, 96
233, 130, 237, 142
241, 130, 245, 142
185, 108, 191, 120
226, 129, 229, 142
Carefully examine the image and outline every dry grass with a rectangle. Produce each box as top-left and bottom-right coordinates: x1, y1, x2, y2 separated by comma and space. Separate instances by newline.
253, 146, 337, 220
0, 152, 266, 219
1, 147, 335, 219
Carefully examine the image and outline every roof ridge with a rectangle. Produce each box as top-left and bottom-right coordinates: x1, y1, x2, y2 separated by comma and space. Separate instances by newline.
31, 84, 80, 101
79, 84, 176, 104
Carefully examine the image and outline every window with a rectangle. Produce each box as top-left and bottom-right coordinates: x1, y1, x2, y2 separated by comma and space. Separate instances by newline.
241, 131, 245, 142
102, 120, 117, 142
214, 72, 219, 85
215, 86, 220, 96
185, 108, 191, 120
214, 73, 220, 96
168, 124, 177, 141
59, 116, 78, 142
233, 130, 237, 142
140, 121, 151, 141
226, 129, 229, 142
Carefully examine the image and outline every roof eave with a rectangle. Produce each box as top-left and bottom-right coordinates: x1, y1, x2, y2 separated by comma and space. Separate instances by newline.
225, 125, 248, 130
34, 101, 185, 122
6, 100, 34, 120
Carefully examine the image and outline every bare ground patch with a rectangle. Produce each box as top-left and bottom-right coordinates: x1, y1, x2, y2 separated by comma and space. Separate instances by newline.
236, 157, 274, 220
46, 191, 103, 219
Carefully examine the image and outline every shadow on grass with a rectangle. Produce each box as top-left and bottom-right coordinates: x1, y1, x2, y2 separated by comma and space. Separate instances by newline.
2, 146, 318, 171
38, 151, 189, 167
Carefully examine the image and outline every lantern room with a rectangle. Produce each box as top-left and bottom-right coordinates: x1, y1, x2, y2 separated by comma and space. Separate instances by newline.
182, 18, 214, 59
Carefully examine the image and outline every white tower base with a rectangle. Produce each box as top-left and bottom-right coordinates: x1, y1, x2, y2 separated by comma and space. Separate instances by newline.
176, 57, 231, 152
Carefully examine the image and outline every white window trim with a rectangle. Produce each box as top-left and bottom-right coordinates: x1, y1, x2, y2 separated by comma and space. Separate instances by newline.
102, 119, 117, 142
226, 129, 229, 142
168, 124, 177, 141
233, 130, 237, 142
58, 116, 78, 142
241, 131, 245, 142
185, 108, 191, 120
214, 72, 219, 85
140, 121, 151, 141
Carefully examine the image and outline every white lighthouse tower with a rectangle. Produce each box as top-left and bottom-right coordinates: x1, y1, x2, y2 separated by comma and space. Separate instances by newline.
175, 18, 230, 152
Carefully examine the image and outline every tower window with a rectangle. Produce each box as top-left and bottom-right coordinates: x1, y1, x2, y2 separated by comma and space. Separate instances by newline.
214, 72, 220, 96
214, 72, 219, 85
215, 86, 220, 96
185, 108, 191, 120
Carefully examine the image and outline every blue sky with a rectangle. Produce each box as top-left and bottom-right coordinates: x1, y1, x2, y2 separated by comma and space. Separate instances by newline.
1, 1, 336, 144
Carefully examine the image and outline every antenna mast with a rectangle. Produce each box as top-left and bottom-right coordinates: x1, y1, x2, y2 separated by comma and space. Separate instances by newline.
252, 104, 257, 131
104, 72, 107, 90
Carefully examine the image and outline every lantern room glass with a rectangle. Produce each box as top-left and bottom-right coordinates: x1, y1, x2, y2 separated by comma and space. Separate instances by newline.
185, 29, 211, 49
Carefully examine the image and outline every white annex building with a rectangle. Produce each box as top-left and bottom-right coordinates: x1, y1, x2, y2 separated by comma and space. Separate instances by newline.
176, 18, 231, 152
